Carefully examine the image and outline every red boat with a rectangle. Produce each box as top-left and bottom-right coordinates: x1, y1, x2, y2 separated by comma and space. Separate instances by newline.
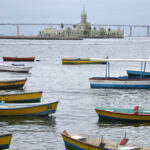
3, 57, 35, 62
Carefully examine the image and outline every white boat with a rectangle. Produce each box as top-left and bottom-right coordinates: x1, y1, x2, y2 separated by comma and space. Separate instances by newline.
89, 59, 150, 89
0, 64, 32, 73
89, 77, 150, 89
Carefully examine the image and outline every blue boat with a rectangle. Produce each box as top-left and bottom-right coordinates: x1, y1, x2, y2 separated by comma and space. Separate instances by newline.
89, 59, 150, 89
127, 70, 150, 78
89, 77, 150, 89
127, 62, 150, 78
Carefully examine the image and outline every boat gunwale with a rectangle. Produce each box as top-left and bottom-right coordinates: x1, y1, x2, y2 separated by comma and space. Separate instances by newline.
0, 101, 59, 110
62, 60, 106, 62
95, 108, 150, 116
62, 59, 90, 61
0, 134, 12, 138
0, 64, 32, 69
0, 91, 42, 97
0, 78, 27, 83
0, 70, 30, 73
127, 70, 150, 73
62, 133, 104, 149
89, 77, 150, 81
3, 57, 35, 60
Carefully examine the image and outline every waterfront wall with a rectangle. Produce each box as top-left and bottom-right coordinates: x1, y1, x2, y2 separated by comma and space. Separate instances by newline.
0, 35, 83, 40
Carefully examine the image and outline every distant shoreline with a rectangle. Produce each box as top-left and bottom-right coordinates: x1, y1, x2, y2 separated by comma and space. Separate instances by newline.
0, 35, 124, 40
0, 35, 83, 40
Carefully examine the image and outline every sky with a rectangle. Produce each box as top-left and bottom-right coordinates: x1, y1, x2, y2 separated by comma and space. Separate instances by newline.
0, 0, 150, 35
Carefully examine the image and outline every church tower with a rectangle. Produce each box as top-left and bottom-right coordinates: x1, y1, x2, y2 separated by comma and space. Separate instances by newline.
81, 7, 87, 23
77, 7, 91, 36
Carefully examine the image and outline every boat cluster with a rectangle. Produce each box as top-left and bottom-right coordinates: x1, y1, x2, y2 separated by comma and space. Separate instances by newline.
1, 57, 150, 149
61, 58, 150, 150
0, 56, 59, 149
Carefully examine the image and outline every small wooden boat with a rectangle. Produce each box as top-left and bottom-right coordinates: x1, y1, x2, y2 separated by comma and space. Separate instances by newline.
0, 134, 12, 149
0, 101, 58, 116
127, 70, 150, 78
126, 62, 150, 78
0, 91, 42, 103
0, 64, 32, 73
95, 106, 150, 121
62, 58, 107, 64
3, 57, 35, 62
62, 130, 150, 150
89, 77, 150, 89
0, 78, 27, 90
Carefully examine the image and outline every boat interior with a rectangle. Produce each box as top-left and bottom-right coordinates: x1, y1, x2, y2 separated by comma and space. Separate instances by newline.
97, 107, 150, 115
64, 131, 150, 150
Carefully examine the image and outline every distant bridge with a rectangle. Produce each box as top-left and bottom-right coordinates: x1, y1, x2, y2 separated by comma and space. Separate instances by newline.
0, 23, 150, 37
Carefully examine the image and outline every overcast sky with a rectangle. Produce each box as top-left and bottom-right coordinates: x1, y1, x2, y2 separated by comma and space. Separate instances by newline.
1, 0, 150, 25
0, 0, 150, 35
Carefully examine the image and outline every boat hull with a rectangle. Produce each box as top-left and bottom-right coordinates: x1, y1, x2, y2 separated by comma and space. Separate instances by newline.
89, 77, 150, 89
0, 79, 27, 90
62, 134, 103, 150
0, 91, 42, 103
62, 131, 150, 150
0, 134, 12, 149
0, 65, 31, 73
0, 101, 58, 116
62, 58, 106, 64
3, 57, 35, 62
95, 108, 150, 121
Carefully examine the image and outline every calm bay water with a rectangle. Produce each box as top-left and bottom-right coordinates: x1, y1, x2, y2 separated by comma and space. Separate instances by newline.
0, 37, 150, 149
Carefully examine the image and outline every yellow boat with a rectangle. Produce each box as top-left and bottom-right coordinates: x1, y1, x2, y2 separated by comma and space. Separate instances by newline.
0, 78, 27, 90
0, 91, 42, 103
62, 130, 150, 150
62, 58, 107, 64
95, 106, 150, 122
0, 134, 12, 149
0, 101, 58, 116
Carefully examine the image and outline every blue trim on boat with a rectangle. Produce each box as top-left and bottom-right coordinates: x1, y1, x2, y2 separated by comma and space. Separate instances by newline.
90, 83, 150, 89
0, 144, 10, 149
64, 141, 85, 150
25, 109, 56, 116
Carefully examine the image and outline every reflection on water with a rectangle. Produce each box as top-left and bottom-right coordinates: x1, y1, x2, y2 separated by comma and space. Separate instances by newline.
97, 119, 150, 128
0, 116, 56, 127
